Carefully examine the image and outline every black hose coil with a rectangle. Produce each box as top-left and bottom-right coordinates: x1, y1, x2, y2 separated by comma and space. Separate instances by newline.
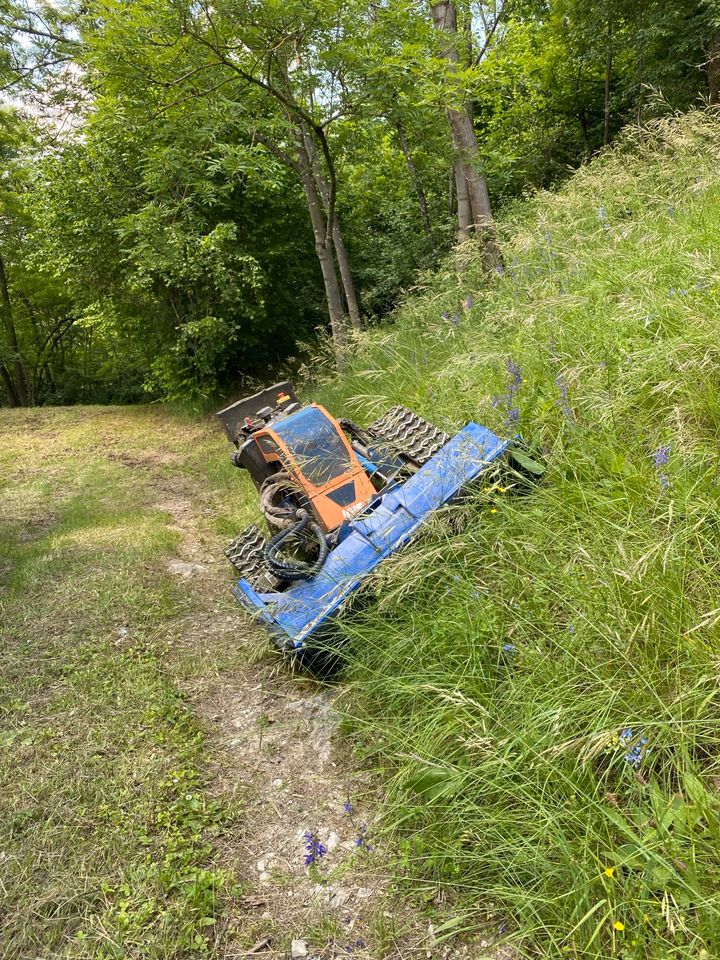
263, 508, 330, 581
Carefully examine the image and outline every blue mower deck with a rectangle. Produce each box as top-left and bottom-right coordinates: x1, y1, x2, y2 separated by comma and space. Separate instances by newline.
233, 422, 511, 650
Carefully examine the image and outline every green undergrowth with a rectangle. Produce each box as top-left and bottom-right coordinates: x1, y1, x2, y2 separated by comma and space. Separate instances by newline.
313, 111, 720, 957
0, 408, 247, 957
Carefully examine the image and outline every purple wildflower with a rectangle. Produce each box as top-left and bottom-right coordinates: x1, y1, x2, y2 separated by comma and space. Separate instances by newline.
494, 263, 506, 276
450, 313, 461, 328
489, 359, 524, 429
463, 293, 474, 310
303, 830, 327, 866
652, 445, 671, 490
555, 374, 574, 422
355, 824, 372, 851
506, 359, 523, 389
653, 446, 670, 467
343, 801, 353, 815
441, 310, 450, 321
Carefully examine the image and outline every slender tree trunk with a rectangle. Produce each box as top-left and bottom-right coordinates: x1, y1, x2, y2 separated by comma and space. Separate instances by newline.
604, 8, 613, 146
709, 29, 720, 104
454, 158, 472, 239
430, 0, 502, 272
300, 126, 361, 330
0, 250, 29, 406
0, 364, 19, 406
393, 118, 436, 250
294, 132, 348, 354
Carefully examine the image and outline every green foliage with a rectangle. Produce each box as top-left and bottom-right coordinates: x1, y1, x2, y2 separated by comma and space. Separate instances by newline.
314, 110, 720, 957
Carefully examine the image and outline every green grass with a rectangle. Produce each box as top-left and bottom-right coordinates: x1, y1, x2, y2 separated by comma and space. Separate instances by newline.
0, 407, 255, 958
309, 111, 720, 957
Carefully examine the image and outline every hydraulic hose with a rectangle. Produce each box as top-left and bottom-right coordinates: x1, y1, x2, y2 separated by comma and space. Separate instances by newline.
264, 508, 330, 581
259, 472, 297, 529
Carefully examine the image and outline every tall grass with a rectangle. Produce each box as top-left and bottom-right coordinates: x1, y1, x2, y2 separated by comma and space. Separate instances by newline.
315, 111, 720, 957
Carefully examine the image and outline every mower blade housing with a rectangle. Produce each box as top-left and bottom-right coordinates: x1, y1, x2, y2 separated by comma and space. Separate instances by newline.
233, 423, 511, 651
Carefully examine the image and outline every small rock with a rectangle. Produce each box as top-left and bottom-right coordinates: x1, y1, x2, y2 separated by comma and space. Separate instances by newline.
272, 778, 284, 788
356, 887, 373, 899
166, 560, 207, 578
256, 860, 265, 873
328, 887, 350, 909
291, 940, 308, 959
326, 831, 340, 852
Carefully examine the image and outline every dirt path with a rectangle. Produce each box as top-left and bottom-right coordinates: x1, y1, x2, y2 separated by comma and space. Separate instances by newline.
154, 487, 402, 959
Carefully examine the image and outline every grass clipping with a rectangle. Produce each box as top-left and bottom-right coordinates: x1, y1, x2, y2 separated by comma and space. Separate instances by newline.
318, 110, 720, 957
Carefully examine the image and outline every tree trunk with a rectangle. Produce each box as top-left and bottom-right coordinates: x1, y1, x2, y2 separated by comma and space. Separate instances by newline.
709, 29, 720, 104
300, 126, 361, 330
294, 132, 348, 354
0, 364, 20, 406
0, 250, 29, 406
454, 158, 472, 240
430, 0, 502, 272
393, 118, 436, 250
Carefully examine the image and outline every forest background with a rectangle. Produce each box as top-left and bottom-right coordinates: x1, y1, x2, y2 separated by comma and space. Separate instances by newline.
1, 0, 719, 408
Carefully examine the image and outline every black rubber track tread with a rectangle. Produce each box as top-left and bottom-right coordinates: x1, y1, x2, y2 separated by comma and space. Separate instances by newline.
367, 405, 450, 464
225, 524, 276, 590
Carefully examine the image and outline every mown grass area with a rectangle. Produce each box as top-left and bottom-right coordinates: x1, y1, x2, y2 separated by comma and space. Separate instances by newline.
0, 407, 255, 958
311, 111, 720, 957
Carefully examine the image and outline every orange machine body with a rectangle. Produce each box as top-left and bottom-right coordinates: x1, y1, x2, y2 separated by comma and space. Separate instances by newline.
252, 403, 376, 533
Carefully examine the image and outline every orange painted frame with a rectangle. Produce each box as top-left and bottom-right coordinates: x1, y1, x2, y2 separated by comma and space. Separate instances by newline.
253, 404, 376, 533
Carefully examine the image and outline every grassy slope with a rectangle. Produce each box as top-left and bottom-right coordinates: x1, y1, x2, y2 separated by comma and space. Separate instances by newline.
313, 112, 720, 957
0, 407, 257, 958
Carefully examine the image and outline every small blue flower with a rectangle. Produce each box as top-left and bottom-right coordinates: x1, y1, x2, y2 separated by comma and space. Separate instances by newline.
495, 263, 506, 276
355, 824, 372, 851
507, 406, 520, 424
567, 624, 576, 634
343, 801, 353, 815
303, 830, 327, 866
463, 293, 474, 310
652, 445, 671, 489
506, 359, 523, 388
653, 445, 670, 466
618, 728, 648, 767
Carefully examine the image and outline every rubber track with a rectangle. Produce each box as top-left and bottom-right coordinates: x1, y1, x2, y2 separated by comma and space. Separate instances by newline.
225, 524, 276, 590
367, 405, 450, 464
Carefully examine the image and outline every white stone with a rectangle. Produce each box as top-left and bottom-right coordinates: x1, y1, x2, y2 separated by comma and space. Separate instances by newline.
272, 778, 284, 788
291, 940, 308, 959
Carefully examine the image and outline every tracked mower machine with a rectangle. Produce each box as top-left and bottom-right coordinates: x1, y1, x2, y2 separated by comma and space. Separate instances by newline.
218, 382, 535, 658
